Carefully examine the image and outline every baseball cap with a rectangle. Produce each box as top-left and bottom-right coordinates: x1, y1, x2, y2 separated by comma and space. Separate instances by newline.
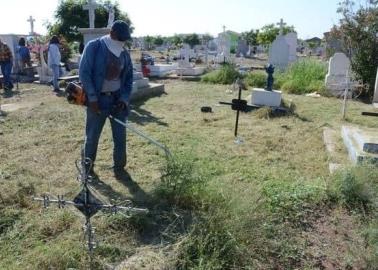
111, 20, 131, 41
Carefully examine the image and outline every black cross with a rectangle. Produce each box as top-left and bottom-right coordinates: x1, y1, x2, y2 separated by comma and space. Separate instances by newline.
219, 79, 259, 140
33, 158, 148, 263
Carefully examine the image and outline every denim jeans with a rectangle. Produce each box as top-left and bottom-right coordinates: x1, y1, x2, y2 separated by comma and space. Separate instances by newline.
50, 64, 60, 90
0, 60, 13, 89
83, 92, 128, 170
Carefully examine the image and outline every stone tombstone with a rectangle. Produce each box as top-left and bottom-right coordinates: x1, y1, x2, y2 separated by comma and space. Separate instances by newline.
284, 32, 297, 63
268, 32, 297, 70
373, 68, 378, 106
79, 0, 109, 45
268, 35, 290, 70
106, 5, 115, 28
217, 32, 231, 62
178, 44, 192, 68
0, 34, 27, 72
37, 48, 53, 83
83, 0, 98, 29
325, 52, 351, 96
236, 39, 248, 57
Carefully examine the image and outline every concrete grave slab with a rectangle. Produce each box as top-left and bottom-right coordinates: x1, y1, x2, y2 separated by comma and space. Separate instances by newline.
341, 126, 378, 164
251, 88, 282, 107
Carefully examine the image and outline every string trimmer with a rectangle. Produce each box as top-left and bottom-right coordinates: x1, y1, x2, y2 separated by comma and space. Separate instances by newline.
65, 82, 172, 158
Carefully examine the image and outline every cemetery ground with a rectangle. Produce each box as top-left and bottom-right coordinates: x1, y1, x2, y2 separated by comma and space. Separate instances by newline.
0, 80, 377, 269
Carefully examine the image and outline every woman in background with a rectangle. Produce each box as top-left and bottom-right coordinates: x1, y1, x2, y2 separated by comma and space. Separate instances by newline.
47, 35, 61, 93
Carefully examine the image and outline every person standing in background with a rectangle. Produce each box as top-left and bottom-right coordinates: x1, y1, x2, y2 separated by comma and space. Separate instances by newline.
47, 35, 61, 93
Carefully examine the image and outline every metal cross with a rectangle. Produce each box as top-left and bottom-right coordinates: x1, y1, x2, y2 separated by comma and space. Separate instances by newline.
27, 16, 35, 35
33, 158, 148, 263
219, 79, 259, 144
83, 0, 98, 28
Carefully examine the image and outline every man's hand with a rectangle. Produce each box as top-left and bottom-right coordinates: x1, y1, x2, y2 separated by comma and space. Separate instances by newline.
114, 101, 128, 113
89, 101, 100, 114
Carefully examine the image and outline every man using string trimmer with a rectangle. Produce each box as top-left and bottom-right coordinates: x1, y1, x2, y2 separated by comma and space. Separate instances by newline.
79, 20, 133, 177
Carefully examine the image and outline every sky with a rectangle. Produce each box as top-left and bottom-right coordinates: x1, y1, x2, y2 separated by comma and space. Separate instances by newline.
0, 0, 344, 39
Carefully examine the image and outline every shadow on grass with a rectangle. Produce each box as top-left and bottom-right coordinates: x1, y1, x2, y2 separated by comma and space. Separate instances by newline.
92, 169, 192, 246
129, 94, 169, 127
0, 89, 20, 99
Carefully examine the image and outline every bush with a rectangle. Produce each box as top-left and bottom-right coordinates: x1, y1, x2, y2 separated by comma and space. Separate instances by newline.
154, 155, 206, 209
201, 64, 242, 85
329, 167, 378, 213
278, 59, 327, 94
244, 71, 266, 88
177, 213, 246, 270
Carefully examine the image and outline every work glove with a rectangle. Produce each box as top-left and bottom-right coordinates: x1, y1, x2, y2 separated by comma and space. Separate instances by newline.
113, 100, 128, 114
89, 101, 100, 114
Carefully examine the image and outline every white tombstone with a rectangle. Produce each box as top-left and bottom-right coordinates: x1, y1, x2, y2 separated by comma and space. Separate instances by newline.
36, 49, 53, 83
83, 0, 98, 29
132, 71, 149, 91
284, 32, 297, 63
0, 34, 27, 72
268, 32, 297, 70
373, 68, 378, 107
216, 31, 231, 63
251, 88, 282, 107
325, 53, 352, 96
79, 0, 109, 45
268, 36, 290, 70
106, 5, 115, 28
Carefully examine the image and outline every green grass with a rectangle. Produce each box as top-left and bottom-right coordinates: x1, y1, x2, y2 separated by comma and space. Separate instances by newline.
201, 64, 241, 85
244, 59, 328, 95
0, 82, 377, 269
278, 59, 328, 95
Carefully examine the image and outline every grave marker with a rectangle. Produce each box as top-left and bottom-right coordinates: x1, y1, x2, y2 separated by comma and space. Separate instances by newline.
83, 0, 98, 28
27, 16, 35, 35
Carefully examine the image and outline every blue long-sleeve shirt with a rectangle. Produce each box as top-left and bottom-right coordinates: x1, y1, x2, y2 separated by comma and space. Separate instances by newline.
79, 38, 133, 103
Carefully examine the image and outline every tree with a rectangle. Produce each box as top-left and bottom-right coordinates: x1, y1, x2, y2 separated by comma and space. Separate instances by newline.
153, 36, 164, 46
241, 29, 259, 46
144, 35, 154, 50
183, 33, 200, 48
47, 0, 133, 43
331, 0, 378, 98
201, 34, 214, 44
171, 35, 183, 47
256, 24, 295, 45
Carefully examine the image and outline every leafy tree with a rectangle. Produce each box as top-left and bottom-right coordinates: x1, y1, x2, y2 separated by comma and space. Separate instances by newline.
47, 0, 133, 43
183, 33, 200, 48
144, 35, 154, 50
201, 34, 214, 44
257, 24, 295, 45
171, 35, 183, 47
331, 0, 378, 98
154, 36, 164, 46
241, 29, 259, 46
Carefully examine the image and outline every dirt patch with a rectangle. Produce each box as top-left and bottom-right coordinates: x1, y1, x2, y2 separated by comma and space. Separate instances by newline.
303, 207, 366, 269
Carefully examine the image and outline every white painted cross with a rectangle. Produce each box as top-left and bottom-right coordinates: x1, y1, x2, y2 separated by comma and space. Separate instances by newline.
27, 16, 35, 35
276, 18, 287, 36
83, 0, 98, 28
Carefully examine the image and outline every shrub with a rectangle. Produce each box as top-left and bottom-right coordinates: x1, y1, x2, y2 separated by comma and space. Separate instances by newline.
155, 155, 206, 209
278, 59, 327, 94
201, 64, 242, 85
177, 213, 247, 270
244, 71, 266, 88
329, 167, 378, 213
